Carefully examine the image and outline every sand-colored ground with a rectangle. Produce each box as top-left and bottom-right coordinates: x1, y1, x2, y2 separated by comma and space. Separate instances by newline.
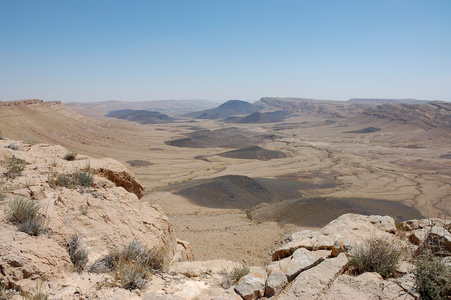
1, 101, 450, 265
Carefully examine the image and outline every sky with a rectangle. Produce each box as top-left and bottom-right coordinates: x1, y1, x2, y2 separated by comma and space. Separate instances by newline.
0, 0, 450, 103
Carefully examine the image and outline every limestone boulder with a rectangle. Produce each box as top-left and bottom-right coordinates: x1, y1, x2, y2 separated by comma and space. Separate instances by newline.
90, 157, 145, 199
173, 239, 195, 262
265, 271, 288, 297
273, 214, 396, 261
282, 248, 324, 282
275, 253, 348, 300
234, 269, 267, 300
321, 272, 416, 300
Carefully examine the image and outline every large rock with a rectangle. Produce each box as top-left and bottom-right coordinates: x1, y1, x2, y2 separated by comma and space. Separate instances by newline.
211, 287, 242, 300
419, 226, 451, 256
173, 239, 195, 262
282, 248, 324, 282
0, 225, 71, 290
275, 253, 348, 300
321, 272, 416, 300
265, 271, 288, 297
234, 269, 267, 300
273, 214, 396, 261
90, 157, 145, 199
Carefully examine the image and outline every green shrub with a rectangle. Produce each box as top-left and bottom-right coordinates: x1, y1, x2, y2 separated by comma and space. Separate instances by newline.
3, 155, 26, 178
64, 150, 78, 161
6, 197, 47, 236
68, 236, 89, 273
414, 250, 451, 300
348, 238, 404, 279
90, 240, 167, 290
75, 170, 94, 187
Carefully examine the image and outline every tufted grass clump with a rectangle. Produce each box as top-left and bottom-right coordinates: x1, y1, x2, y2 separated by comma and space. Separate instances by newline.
3, 155, 26, 178
219, 263, 250, 289
68, 236, 89, 273
6, 197, 47, 236
64, 150, 78, 161
49, 169, 93, 189
348, 238, 404, 279
89, 240, 168, 290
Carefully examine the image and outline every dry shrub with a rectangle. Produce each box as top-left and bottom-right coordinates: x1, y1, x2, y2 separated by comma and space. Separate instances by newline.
67, 236, 89, 273
414, 223, 451, 300
414, 249, 451, 300
89, 240, 168, 290
219, 264, 250, 289
348, 238, 404, 279
3, 155, 26, 178
6, 197, 47, 236
64, 150, 78, 161
49, 170, 93, 189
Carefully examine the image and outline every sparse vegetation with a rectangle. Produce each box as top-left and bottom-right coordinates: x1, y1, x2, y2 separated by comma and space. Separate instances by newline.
64, 150, 78, 161
67, 236, 89, 273
414, 249, 451, 300
6, 197, 47, 236
348, 238, 404, 279
2, 155, 26, 178
49, 169, 94, 189
25, 291, 48, 300
90, 240, 167, 290
0, 181, 5, 201
219, 264, 250, 289
22, 137, 37, 145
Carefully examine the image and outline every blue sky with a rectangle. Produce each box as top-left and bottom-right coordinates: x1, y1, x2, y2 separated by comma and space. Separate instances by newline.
1, 0, 450, 102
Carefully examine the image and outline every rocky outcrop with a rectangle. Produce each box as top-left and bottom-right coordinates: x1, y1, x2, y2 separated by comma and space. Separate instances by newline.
0, 139, 179, 297
234, 270, 266, 300
90, 157, 145, 199
272, 214, 396, 261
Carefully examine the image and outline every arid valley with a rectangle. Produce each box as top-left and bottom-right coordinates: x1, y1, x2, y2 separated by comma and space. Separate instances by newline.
1, 97, 450, 269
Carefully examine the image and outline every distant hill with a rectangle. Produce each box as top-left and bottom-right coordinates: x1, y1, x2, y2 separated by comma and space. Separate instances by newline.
184, 100, 263, 119
106, 109, 176, 124
65, 99, 219, 117
224, 111, 290, 124
362, 101, 451, 130
348, 98, 431, 105
253, 97, 367, 118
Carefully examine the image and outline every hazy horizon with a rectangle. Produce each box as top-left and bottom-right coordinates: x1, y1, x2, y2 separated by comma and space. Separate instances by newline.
1, 0, 450, 102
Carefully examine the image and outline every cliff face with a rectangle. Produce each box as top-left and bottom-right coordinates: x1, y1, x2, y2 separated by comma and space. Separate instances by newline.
362, 102, 451, 130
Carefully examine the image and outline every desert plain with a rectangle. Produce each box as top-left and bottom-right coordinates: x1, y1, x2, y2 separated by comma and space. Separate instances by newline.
1, 98, 450, 265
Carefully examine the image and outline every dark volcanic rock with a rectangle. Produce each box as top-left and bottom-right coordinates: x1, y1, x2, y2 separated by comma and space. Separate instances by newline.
225, 111, 290, 124
165, 128, 278, 148
185, 100, 263, 119
217, 146, 287, 160
106, 109, 176, 124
